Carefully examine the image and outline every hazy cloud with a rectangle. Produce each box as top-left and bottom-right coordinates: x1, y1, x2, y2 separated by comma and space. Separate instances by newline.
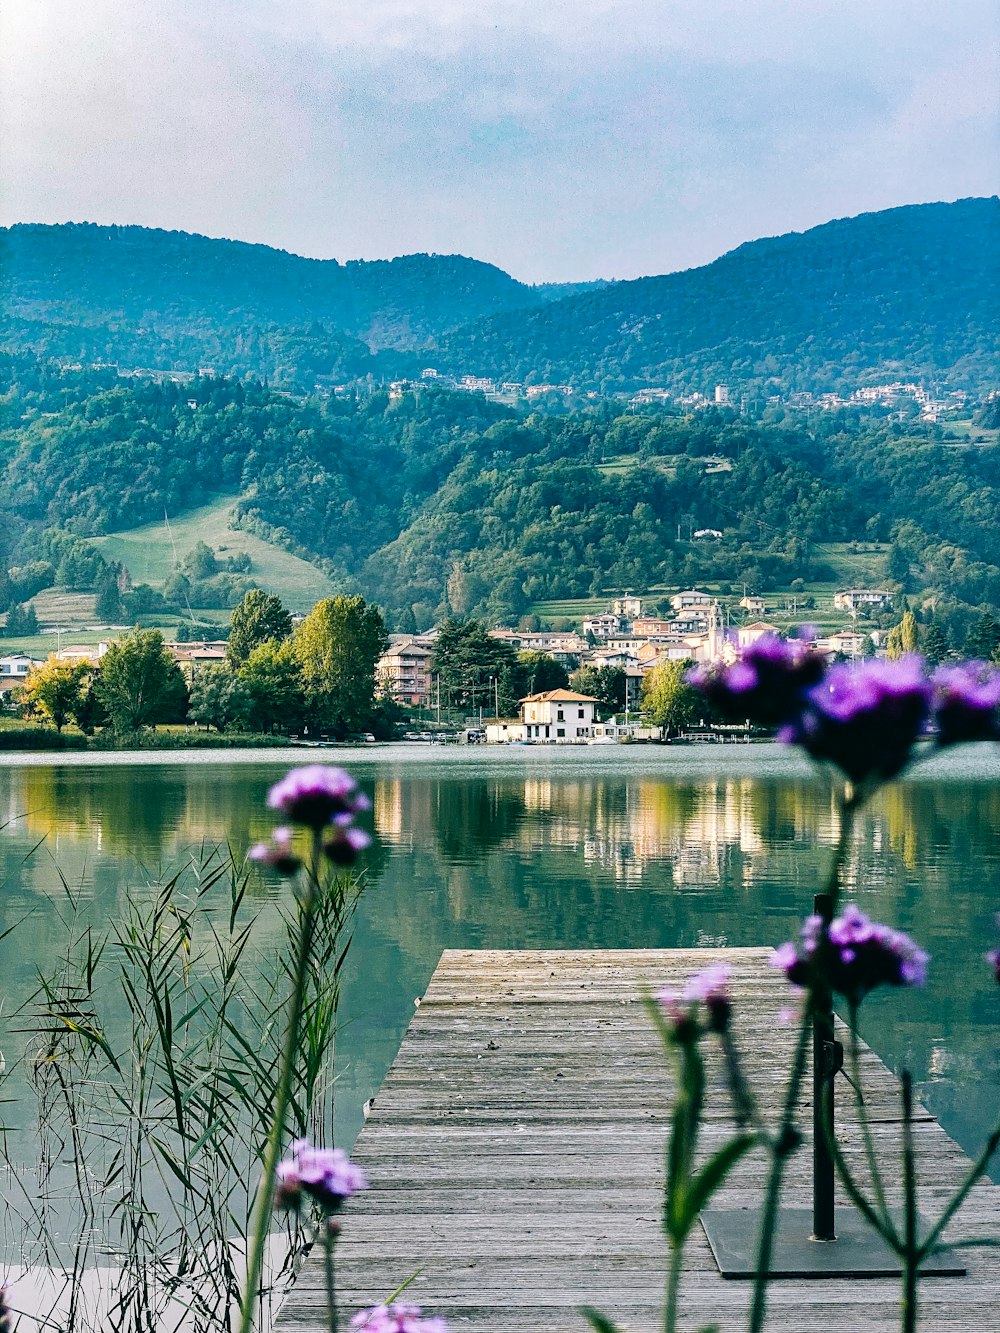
1, 1, 996, 280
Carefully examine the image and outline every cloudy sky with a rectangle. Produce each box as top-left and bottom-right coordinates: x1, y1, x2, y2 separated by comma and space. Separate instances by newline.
1, 1, 996, 281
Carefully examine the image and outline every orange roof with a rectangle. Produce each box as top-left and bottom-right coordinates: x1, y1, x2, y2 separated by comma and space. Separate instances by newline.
519, 689, 598, 703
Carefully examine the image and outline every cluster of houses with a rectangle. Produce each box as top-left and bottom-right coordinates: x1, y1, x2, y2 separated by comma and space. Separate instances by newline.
0, 640, 231, 698
2, 585, 896, 743
370, 370, 970, 425
376, 587, 894, 744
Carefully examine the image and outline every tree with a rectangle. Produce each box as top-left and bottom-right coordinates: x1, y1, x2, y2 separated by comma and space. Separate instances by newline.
900, 610, 919, 654
570, 665, 627, 714
95, 568, 126, 623
431, 618, 520, 713
96, 628, 189, 733
964, 612, 1000, 662
20, 662, 87, 732
188, 665, 250, 732
921, 623, 949, 666
5, 602, 39, 636
292, 595, 388, 736
518, 651, 569, 697
238, 639, 305, 732
226, 589, 293, 667
640, 660, 698, 736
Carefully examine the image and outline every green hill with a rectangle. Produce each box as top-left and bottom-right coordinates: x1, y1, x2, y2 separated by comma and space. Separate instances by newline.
90, 496, 336, 612
432, 198, 1000, 393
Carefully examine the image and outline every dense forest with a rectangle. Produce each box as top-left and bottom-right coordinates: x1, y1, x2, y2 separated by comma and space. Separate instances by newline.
1, 354, 999, 644
432, 198, 1000, 394
1, 199, 996, 396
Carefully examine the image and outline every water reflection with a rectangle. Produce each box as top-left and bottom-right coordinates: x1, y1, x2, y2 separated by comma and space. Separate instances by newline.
0, 748, 998, 1179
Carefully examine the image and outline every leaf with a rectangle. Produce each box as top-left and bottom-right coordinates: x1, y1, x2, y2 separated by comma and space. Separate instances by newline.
680, 1133, 757, 1235
580, 1308, 624, 1333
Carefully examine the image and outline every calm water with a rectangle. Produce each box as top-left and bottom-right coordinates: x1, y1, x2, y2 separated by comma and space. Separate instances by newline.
1, 742, 999, 1179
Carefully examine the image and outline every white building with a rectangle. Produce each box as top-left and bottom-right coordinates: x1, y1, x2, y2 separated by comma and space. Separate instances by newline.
582, 613, 623, 639
669, 589, 714, 612
611, 594, 644, 619
833, 589, 892, 612
736, 622, 780, 650
486, 689, 599, 744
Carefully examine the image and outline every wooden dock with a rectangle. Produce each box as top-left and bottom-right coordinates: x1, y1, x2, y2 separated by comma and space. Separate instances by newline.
276, 949, 1000, 1331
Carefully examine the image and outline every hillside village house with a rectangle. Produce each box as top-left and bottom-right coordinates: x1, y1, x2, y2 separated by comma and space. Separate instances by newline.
582, 613, 622, 639
611, 594, 644, 618
739, 595, 767, 615
670, 589, 714, 612
833, 589, 891, 611
736, 621, 780, 650
377, 637, 434, 707
0, 653, 42, 695
485, 689, 598, 743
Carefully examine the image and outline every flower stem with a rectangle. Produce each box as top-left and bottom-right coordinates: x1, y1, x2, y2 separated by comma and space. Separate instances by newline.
747, 1010, 810, 1333
664, 1237, 683, 1333
238, 834, 322, 1333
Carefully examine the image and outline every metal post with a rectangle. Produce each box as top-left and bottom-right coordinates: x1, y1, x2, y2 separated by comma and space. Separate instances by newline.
812, 891, 837, 1241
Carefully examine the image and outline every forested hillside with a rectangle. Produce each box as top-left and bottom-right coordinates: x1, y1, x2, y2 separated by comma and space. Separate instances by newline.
2, 355, 998, 645
433, 198, 1000, 393
1, 200, 996, 396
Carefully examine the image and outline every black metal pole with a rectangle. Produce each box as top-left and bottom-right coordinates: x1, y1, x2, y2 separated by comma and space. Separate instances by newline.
812, 891, 837, 1240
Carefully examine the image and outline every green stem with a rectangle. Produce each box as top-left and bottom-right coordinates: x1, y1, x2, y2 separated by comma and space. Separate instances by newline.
749, 784, 860, 1333
849, 1007, 893, 1236
747, 1011, 810, 1333
238, 834, 322, 1333
919, 1121, 1000, 1258
664, 1237, 683, 1333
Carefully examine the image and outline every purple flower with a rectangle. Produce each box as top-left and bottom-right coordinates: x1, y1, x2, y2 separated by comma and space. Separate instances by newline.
658, 963, 733, 1035
323, 824, 372, 867
0, 1282, 12, 1333
350, 1304, 448, 1333
782, 657, 932, 784
274, 1140, 368, 1214
267, 766, 371, 831
932, 662, 1000, 746
988, 949, 1000, 986
771, 905, 929, 1004
687, 635, 825, 727
248, 827, 302, 876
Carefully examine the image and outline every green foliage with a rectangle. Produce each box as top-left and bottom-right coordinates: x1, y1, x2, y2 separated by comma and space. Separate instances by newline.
433, 198, 1000, 394
430, 618, 521, 714
5, 601, 38, 635
517, 650, 570, 696
640, 660, 699, 734
95, 627, 189, 732
226, 588, 293, 666
571, 665, 627, 714
187, 664, 250, 731
19, 661, 88, 732
292, 595, 388, 736
237, 638, 305, 732
964, 612, 1000, 661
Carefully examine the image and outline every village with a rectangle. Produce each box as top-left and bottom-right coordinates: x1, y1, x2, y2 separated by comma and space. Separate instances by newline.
376, 585, 895, 744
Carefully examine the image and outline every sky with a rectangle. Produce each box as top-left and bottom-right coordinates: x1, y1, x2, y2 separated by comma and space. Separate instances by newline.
1, 1, 997, 282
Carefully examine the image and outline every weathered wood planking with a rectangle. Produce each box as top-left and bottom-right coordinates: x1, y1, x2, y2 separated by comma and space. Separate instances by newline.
275, 949, 1000, 1331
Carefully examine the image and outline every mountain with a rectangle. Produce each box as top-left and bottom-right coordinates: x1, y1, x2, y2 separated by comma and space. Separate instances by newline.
431, 198, 1000, 393
1, 201, 995, 395
0, 222, 596, 360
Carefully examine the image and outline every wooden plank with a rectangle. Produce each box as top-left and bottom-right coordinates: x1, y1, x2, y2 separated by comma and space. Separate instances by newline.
275, 949, 1000, 1332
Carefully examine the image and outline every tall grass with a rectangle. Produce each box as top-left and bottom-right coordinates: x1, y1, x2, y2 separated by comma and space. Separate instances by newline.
0, 846, 362, 1333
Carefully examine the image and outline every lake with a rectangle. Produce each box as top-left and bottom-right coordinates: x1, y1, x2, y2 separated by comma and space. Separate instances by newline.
1, 741, 998, 1183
